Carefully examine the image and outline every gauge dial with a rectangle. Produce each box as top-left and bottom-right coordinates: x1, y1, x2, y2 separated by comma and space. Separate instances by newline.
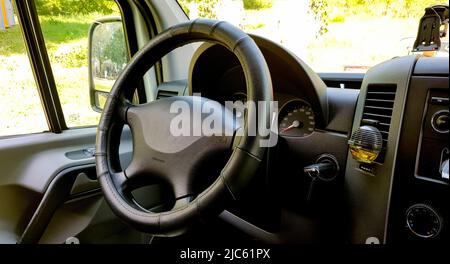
279, 99, 315, 137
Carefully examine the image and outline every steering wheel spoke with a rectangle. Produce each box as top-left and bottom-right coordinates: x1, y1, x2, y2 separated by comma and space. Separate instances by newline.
110, 171, 128, 193
231, 127, 244, 150
115, 98, 133, 124
172, 196, 194, 210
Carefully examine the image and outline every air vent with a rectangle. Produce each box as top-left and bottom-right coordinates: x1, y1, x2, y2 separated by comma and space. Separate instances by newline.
360, 84, 397, 163
156, 89, 179, 99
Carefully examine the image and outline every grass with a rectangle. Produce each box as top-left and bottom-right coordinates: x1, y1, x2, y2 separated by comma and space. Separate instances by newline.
0, 15, 92, 56
39, 14, 109, 127
95, 78, 116, 92
0, 14, 106, 136
38, 15, 91, 51
0, 24, 26, 55
0, 55, 49, 135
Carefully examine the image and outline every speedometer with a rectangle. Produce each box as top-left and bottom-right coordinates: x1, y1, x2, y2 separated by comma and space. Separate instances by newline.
278, 99, 315, 137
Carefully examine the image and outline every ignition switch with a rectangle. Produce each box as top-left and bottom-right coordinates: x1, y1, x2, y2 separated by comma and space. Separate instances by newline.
303, 154, 340, 202
304, 154, 340, 181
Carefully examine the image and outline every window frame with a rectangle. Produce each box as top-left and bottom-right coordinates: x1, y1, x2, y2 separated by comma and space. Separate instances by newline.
14, 0, 66, 133
11, 0, 146, 134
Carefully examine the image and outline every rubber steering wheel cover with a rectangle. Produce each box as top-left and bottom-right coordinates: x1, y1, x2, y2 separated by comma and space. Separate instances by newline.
96, 19, 273, 235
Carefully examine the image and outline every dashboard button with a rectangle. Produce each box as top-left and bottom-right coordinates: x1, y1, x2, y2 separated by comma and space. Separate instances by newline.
431, 97, 449, 105
431, 110, 449, 134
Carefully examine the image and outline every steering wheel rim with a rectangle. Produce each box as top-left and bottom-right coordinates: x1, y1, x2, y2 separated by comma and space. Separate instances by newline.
95, 19, 273, 236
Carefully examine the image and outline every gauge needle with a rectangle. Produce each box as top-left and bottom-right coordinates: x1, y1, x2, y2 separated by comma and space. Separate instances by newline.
281, 120, 300, 133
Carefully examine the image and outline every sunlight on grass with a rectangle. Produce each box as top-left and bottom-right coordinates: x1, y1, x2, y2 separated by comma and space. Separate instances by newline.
305, 17, 419, 72
0, 25, 25, 55
38, 14, 103, 127
39, 15, 90, 47
0, 14, 104, 135
0, 55, 49, 136
0, 14, 94, 56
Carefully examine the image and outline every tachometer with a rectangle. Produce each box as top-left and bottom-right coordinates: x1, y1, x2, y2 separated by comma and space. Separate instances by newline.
278, 99, 315, 137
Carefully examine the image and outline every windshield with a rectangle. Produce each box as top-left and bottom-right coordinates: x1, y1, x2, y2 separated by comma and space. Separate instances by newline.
178, 0, 448, 73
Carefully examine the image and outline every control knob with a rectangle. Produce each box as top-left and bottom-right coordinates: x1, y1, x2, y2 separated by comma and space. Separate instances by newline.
406, 204, 443, 239
432, 110, 449, 134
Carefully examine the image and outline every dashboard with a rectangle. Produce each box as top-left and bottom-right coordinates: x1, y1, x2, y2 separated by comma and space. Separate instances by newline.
188, 35, 355, 134
174, 35, 449, 244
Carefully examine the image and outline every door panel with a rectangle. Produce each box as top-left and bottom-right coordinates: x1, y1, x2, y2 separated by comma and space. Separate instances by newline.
40, 196, 149, 244
0, 185, 40, 243
0, 0, 167, 244
0, 127, 145, 244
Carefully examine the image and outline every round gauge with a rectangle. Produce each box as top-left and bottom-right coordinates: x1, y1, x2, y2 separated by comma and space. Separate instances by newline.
278, 99, 315, 137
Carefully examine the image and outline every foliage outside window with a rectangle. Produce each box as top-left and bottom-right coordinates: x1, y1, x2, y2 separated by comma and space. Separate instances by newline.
91, 23, 127, 82
243, 0, 273, 10
0, 2, 49, 136
178, 0, 448, 73
35, 0, 124, 127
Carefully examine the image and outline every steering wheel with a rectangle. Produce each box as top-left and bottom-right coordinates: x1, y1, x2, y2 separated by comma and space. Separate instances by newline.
95, 19, 273, 236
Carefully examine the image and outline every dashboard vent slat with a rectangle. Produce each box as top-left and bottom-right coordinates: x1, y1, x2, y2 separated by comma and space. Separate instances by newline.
364, 105, 393, 111
361, 84, 397, 163
157, 90, 179, 99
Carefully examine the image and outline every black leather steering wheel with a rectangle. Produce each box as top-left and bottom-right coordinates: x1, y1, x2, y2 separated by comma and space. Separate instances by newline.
95, 19, 273, 236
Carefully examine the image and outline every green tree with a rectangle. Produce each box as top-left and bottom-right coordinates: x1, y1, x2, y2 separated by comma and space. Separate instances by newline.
243, 0, 273, 10
309, 0, 329, 37
178, 0, 219, 19
178, 0, 191, 16
197, 0, 219, 19
323, 0, 443, 18
310, 0, 445, 37
91, 22, 127, 79
35, 0, 118, 15
102, 27, 127, 69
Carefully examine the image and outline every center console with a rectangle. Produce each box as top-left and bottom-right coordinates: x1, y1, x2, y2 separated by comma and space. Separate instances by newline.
345, 55, 449, 244
387, 58, 449, 243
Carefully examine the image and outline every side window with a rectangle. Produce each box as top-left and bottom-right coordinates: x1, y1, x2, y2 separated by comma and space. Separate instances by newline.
0, 1, 48, 137
35, 0, 127, 127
